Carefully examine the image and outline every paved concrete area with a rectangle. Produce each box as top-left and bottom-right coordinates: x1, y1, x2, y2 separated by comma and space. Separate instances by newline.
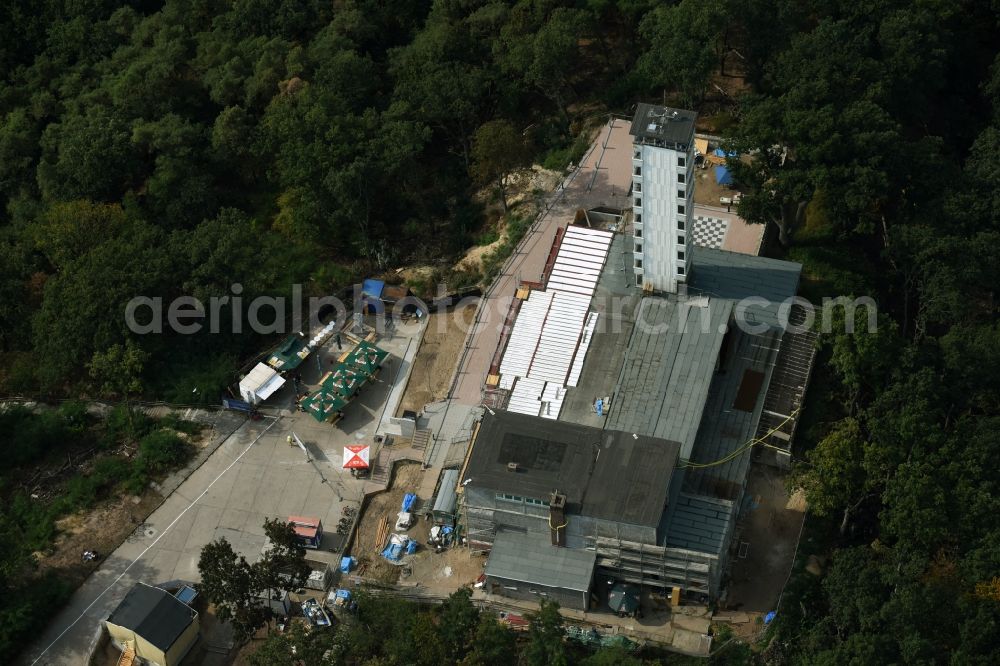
694, 203, 765, 256
23, 324, 423, 666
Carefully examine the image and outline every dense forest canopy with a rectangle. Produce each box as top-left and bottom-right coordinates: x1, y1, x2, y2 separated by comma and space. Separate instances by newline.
0, 0, 999, 663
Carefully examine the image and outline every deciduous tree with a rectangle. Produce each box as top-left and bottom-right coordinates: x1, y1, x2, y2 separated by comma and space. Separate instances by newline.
470, 119, 529, 213
525, 599, 567, 666
198, 538, 267, 643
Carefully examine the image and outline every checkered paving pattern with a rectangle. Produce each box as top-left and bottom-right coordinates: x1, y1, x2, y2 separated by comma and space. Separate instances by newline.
692, 215, 728, 249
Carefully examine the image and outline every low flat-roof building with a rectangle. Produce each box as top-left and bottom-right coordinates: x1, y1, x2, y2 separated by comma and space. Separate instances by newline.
105, 582, 199, 666
431, 469, 460, 524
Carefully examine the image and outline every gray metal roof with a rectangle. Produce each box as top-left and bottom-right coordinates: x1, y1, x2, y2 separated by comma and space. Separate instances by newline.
682, 328, 781, 500
663, 493, 734, 554
486, 531, 596, 592
106, 583, 196, 651
605, 296, 732, 459
689, 247, 802, 330
432, 469, 459, 517
467, 411, 679, 527
630, 103, 697, 149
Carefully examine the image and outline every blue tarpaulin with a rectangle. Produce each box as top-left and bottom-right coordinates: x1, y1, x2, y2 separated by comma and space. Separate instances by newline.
381, 543, 404, 561
406, 540, 418, 554
402, 493, 416, 512
339, 556, 354, 573
222, 398, 253, 413
362, 279, 385, 299
335, 589, 352, 602
715, 165, 734, 185
362, 279, 386, 314
714, 148, 738, 158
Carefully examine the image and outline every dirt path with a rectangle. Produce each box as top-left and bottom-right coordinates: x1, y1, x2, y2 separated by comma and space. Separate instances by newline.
402, 543, 485, 595
397, 306, 475, 415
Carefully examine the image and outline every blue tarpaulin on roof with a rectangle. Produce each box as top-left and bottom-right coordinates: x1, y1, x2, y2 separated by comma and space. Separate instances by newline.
714, 148, 738, 158
402, 493, 416, 512
715, 165, 734, 185
336, 589, 351, 601
381, 543, 404, 561
406, 540, 418, 554
340, 556, 354, 573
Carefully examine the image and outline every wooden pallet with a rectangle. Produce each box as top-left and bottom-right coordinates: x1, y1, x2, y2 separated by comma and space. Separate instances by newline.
374, 516, 390, 553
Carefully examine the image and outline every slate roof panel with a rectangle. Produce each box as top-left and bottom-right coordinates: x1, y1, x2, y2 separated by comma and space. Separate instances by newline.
605, 297, 731, 459
688, 247, 802, 329
467, 411, 679, 527
107, 583, 196, 652
486, 531, 596, 592
663, 494, 734, 554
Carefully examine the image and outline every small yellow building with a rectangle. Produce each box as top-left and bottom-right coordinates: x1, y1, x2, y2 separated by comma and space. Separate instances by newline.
105, 582, 199, 666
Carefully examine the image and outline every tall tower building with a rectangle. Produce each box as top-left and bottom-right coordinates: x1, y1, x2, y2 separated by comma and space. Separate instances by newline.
629, 104, 697, 293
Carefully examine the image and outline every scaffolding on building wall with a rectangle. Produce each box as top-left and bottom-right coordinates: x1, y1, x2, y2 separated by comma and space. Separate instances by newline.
591, 536, 715, 596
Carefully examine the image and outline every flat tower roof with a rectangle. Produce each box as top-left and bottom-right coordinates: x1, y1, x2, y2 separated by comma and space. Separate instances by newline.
630, 103, 697, 149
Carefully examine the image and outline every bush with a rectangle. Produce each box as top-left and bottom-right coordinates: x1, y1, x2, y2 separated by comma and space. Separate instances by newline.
476, 228, 500, 246
152, 352, 237, 406
481, 214, 532, 280
103, 405, 154, 445
92, 456, 131, 487
136, 430, 191, 475
539, 133, 591, 171
9, 492, 56, 551
157, 413, 203, 436
58, 400, 91, 431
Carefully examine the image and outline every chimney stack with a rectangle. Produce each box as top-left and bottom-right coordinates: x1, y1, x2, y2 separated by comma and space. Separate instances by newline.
549, 491, 567, 547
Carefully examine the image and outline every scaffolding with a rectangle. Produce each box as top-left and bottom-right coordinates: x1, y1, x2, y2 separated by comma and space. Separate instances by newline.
754, 305, 818, 469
